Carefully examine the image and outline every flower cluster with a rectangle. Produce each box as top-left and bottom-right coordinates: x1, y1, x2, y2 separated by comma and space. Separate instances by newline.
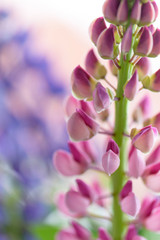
53, 0, 160, 239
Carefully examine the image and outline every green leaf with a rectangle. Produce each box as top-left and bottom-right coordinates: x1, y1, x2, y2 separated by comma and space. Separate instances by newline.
31, 224, 60, 240
139, 228, 160, 240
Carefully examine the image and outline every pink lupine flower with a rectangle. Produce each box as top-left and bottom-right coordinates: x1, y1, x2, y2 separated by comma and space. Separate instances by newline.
135, 57, 151, 81
57, 194, 79, 218
142, 69, 160, 91
139, 1, 155, 26
117, 0, 128, 25
138, 196, 160, 231
121, 26, 132, 54
142, 162, 160, 192
91, 181, 106, 207
71, 66, 96, 100
97, 227, 112, 240
103, 0, 120, 25
130, 0, 142, 24
53, 150, 86, 176
132, 95, 152, 122
53, 141, 96, 176
108, 60, 118, 76
128, 146, 145, 178
89, 17, 107, 45
149, 29, 160, 57
93, 83, 112, 113
130, 125, 158, 153
124, 70, 139, 101
67, 109, 99, 141
120, 181, 140, 217
65, 96, 95, 119
97, 27, 119, 60
57, 221, 91, 240
65, 189, 90, 215
134, 27, 153, 56
125, 225, 147, 240
102, 139, 120, 176
146, 144, 160, 165
85, 49, 107, 80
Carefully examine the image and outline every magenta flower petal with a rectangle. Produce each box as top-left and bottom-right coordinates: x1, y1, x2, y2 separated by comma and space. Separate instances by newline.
76, 179, 93, 200
68, 142, 90, 165
53, 150, 84, 176
71, 221, 91, 240
120, 180, 132, 201
85, 49, 107, 79
93, 83, 111, 113
135, 57, 151, 81
98, 227, 112, 240
56, 230, 78, 240
120, 192, 140, 217
124, 70, 139, 101
106, 138, 119, 155
89, 17, 107, 45
125, 225, 137, 240
146, 144, 160, 165
102, 150, 120, 176
65, 190, 90, 215
57, 194, 79, 217
144, 173, 160, 192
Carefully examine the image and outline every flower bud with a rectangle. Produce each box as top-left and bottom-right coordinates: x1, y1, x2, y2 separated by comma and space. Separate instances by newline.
152, 1, 158, 22
139, 1, 155, 26
134, 27, 153, 56
128, 146, 145, 178
149, 29, 160, 57
142, 69, 160, 92
108, 60, 118, 76
120, 181, 140, 217
124, 70, 139, 101
98, 227, 112, 240
121, 26, 132, 54
67, 109, 99, 141
97, 27, 119, 60
135, 57, 150, 81
71, 221, 91, 240
130, 0, 142, 24
117, 0, 129, 25
89, 17, 107, 45
85, 49, 107, 79
71, 65, 96, 100
103, 0, 120, 24
93, 83, 111, 113
102, 139, 120, 176
148, 24, 156, 34
130, 125, 158, 153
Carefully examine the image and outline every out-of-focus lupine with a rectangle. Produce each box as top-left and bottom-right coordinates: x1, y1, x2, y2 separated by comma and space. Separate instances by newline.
53, 0, 160, 239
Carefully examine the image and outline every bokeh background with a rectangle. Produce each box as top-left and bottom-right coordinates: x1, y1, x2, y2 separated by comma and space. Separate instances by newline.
0, 0, 160, 239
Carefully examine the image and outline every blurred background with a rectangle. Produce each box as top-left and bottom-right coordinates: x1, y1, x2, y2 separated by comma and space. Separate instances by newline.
0, 0, 160, 239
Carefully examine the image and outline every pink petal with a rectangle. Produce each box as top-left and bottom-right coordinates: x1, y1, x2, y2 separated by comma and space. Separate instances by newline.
121, 192, 140, 217
71, 221, 91, 240
102, 150, 120, 176
144, 207, 160, 231
53, 150, 84, 176
129, 147, 145, 178
144, 172, 160, 192
98, 227, 112, 240
65, 190, 90, 215
57, 194, 79, 217
56, 230, 78, 240
76, 179, 93, 200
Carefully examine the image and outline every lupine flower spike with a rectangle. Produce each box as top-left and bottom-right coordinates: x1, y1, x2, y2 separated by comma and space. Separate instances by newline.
54, 0, 160, 239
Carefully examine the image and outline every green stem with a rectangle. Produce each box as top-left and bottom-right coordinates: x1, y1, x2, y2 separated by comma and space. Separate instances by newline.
111, 26, 136, 240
